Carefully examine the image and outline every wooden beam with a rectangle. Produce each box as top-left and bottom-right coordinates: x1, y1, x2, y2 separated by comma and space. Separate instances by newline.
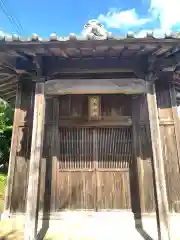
24, 82, 45, 240
45, 78, 146, 95
152, 53, 180, 72
45, 56, 147, 76
0, 38, 179, 52
52, 68, 136, 74
2, 84, 22, 219
1, 90, 17, 101
0, 80, 17, 90
0, 75, 16, 85
146, 79, 171, 240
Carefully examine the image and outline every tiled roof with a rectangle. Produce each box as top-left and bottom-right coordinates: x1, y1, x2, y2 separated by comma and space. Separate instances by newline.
0, 31, 180, 42
0, 20, 180, 104
0, 19, 180, 42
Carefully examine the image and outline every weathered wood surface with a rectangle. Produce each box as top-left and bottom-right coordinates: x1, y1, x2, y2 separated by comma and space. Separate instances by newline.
156, 82, 180, 213
7, 88, 180, 218
131, 96, 146, 216
9, 82, 35, 212
24, 82, 45, 240
169, 84, 180, 174
138, 94, 156, 213
45, 78, 146, 95
3, 83, 22, 215
39, 95, 133, 211
146, 80, 170, 240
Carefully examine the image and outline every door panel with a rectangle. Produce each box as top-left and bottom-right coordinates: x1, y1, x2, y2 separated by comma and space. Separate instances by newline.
96, 127, 132, 210
56, 171, 96, 210
97, 127, 132, 169
97, 171, 131, 209
57, 126, 132, 210
59, 127, 93, 170
57, 127, 95, 210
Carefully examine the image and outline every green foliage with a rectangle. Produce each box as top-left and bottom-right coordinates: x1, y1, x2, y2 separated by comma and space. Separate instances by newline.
0, 101, 13, 171
0, 173, 6, 211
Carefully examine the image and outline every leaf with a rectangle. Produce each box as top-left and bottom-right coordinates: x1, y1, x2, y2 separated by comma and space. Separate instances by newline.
0, 102, 13, 169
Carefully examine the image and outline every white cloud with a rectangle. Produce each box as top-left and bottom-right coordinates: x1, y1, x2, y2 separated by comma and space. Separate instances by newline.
0, 30, 12, 38
0, 30, 6, 37
98, 0, 180, 33
98, 8, 150, 29
150, 0, 180, 31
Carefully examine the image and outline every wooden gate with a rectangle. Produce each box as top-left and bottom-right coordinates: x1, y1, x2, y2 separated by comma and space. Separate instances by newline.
52, 94, 133, 211
57, 126, 132, 210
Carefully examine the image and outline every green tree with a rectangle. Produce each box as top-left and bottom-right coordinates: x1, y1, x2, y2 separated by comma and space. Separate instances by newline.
0, 101, 13, 172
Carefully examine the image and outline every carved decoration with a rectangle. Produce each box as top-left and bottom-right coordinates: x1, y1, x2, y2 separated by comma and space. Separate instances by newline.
88, 95, 100, 120
81, 19, 111, 40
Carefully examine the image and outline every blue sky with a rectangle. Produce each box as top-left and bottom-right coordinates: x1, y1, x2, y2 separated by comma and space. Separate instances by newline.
0, 0, 180, 38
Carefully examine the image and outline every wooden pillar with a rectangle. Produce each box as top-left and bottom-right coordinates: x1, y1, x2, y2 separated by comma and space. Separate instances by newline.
131, 95, 145, 215
169, 83, 180, 171
146, 80, 170, 240
3, 84, 22, 218
24, 82, 45, 240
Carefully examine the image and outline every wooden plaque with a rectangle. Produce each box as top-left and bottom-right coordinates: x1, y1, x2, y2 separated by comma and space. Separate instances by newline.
88, 95, 100, 120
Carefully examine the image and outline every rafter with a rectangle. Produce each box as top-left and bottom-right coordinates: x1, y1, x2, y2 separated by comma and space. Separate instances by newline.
0, 75, 17, 85
149, 52, 180, 72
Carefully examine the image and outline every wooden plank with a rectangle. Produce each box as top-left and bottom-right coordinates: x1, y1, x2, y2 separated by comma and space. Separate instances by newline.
146, 80, 170, 240
161, 124, 180, 212
97, 171, 131, 209
11, 126, 31, 212
3, 83, 21, 218
24, 82, 45, 240
169, 83, 180, 172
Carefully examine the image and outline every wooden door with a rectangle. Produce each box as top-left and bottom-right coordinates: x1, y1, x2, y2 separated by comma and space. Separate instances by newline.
55, 94, 133, 211
57, 127, 96, 210
96, 126, 132, 210
57, 126, 132, 211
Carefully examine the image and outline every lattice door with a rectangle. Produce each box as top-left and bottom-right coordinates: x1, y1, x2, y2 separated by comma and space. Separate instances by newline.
59, 127, 94, 170
57, 126, 132, 210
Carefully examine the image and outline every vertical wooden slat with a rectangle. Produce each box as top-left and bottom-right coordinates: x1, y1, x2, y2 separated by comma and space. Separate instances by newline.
24, 82, 45, 240
3, 83, 21, 217
93, 129, 99, 211
146, 80, 170, 240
